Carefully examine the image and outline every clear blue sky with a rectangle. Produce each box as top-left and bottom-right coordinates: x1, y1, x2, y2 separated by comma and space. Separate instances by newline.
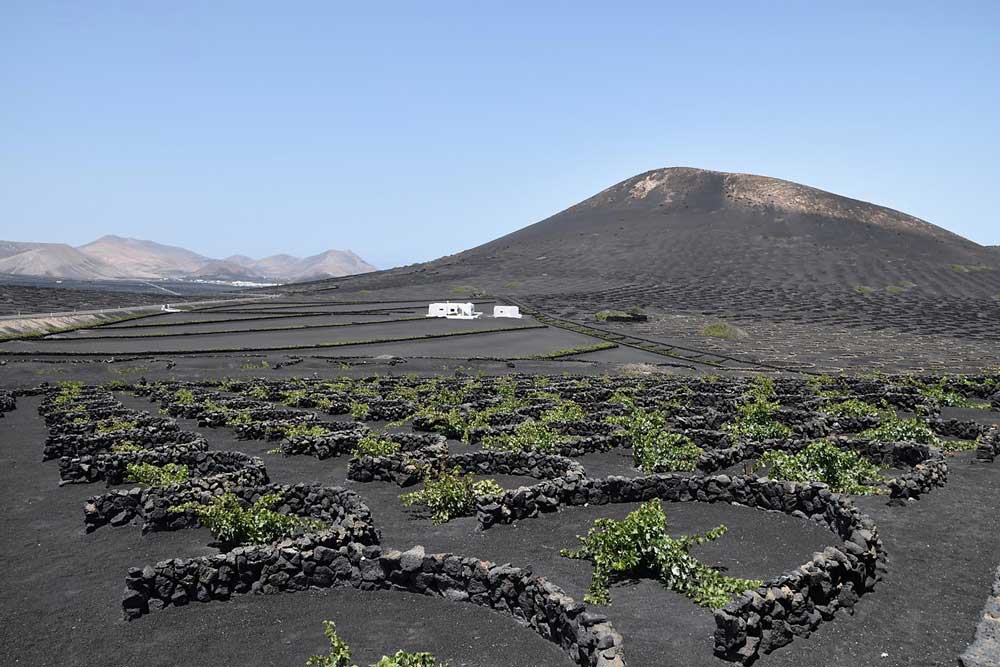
3, 1, 998, 268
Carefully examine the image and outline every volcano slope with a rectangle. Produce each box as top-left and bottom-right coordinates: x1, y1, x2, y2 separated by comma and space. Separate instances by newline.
286, 167, 1000, 373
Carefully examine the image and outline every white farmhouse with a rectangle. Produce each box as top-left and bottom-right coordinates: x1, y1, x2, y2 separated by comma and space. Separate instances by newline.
426, 302, 482, 319
493, 305, 522, 319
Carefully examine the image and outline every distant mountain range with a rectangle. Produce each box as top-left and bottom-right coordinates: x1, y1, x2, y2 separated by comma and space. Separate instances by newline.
0, 235, 375, 284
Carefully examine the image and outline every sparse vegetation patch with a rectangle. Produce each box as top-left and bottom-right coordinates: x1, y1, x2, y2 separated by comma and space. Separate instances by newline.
561, 500, 761, 607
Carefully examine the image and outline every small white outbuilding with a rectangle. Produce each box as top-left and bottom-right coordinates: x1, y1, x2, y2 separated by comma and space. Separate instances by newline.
493, 305, 522, 319
426, 302, 482, 319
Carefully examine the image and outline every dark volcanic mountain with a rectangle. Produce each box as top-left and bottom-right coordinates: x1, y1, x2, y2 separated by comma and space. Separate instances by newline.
301, 167, 1000, 299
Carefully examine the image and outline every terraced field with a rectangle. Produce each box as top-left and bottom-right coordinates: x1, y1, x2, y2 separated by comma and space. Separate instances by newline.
3, 370, 1000, 667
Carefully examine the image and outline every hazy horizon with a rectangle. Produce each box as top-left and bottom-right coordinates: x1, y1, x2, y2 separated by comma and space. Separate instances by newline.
4, 2, 998, 269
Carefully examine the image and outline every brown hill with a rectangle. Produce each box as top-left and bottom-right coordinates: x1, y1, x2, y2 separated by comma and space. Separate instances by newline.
78, 235, 208, 277
0, 244, 129, 280
0, 235, 375, 284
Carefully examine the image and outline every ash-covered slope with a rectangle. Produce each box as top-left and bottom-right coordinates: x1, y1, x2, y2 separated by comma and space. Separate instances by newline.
452, 168, 995, 287
301, 167, 999, 298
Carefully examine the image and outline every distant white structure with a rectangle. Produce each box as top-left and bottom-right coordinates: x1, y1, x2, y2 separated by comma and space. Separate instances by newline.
426, 302, 482, 319
161, 304, 182, 312
493, 305, 522, 319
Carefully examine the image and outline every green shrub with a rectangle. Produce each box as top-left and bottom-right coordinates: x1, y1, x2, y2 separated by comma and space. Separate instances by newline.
283, 423, 331, 439
174, 388, 196, 405
169, 492, 324, 548
758, 441, 883, 494
940, 437, 979, 453
701, 322, 743, 339
307, 620, 447, 667
633, 431, 703, 473
917, 380, 989, 408
561, 500, 760, 607
860, 415, 940, 446
352, 434, 401, 458
225, 409, 253, 428
539, 400, 586, 423
400, 468, 503, 524
280, 389, 310, 406
481, 419, 564, 453
855, 285, 875, 295
724, 377, 792, 441
53, 381, 83, 405
247, 385, 270, 400
125, 462, 190, 487
349, 401, 371, 420
96, 418, 137, 434
606, 398, 702, 472
824, 399, 892, 419
111, 441, 143, 453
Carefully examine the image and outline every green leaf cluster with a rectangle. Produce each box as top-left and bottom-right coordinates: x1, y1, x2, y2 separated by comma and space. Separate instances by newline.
860, 415, 940, 446
352, 433, 401, 458
824, 399, 892, 419
724, 377, 792, 441
96, 418, 137, 434
53, 381, 83, 405
916, 380, 990, 409
125, 462, 190, 487
539, 399, 585, 424
174, 388, 196, 405
759, 441, 883, 494
169, 492, 324, 548
606, 398, 702, 472
400, 468, 503, 524
481, 418, 564, 453
561, 500, 760, 607
283, 423, 332, 439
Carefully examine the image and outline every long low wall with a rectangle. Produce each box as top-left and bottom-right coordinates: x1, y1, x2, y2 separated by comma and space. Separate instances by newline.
476, 473, 885, 664
123, 541, 626, 667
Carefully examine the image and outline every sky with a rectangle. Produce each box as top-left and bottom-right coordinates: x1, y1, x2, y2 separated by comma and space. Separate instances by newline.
2, 1, 998, 269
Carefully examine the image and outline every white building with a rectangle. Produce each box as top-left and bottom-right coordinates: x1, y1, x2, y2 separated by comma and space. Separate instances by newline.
427, 302, 482, 319
493, 305, 522, 319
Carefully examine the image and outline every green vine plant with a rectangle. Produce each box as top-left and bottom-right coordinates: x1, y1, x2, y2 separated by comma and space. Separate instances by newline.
914, 378, 990, 409
823, 398, 894, 419
174, 388, 197, 405
539, 399, 586, 424
605, 397, 702, 472
400, 468, 503, 524
349, 401, 371, 420
723, 376, 792, 441
757, 441, 884, 494
561, 500, 761, 607
860, 415, 941, 446
125, 462, 190, 487
96, 418, 138, 434
352, 433, 401, 458
283, 423, 333, 439
169, 492, 325, 549
481, 418, 566, 453
52, 381, 83, 406
307, 620, 448, 667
